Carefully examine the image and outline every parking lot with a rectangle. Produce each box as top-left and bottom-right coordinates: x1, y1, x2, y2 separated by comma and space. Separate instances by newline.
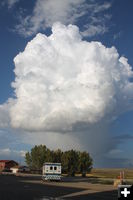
0, 174, 117, 200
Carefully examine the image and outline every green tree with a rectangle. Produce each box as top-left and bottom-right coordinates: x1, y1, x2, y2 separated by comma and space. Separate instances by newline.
62, 150, 79, 176
25, 152, 32, 168
45, 149, 54, 162
25, 145, 93, 175
27, 145, 48, 169
53, 149, 62, 163
79, 151, 93, 177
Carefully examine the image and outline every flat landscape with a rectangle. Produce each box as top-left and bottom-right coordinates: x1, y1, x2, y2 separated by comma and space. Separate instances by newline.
91, 168, 133, 179
0, 173, 117, 200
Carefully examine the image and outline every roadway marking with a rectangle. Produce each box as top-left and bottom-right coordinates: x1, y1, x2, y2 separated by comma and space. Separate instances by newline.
121, 188, 130, 197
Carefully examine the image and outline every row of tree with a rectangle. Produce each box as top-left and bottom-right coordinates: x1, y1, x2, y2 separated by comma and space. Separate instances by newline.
25, 145, 93, 176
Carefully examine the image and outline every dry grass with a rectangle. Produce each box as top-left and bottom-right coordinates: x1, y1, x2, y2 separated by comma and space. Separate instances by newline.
90, 168, 133, 179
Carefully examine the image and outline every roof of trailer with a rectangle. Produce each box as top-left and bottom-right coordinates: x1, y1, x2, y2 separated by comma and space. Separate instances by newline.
44, 162, 61, 165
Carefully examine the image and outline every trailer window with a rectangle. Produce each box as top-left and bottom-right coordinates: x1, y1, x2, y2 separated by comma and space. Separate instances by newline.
50, 166, 53, 170
54, 166, 57, 170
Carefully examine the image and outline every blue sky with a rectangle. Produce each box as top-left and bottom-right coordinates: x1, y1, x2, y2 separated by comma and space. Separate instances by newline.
0, 0, 133, 167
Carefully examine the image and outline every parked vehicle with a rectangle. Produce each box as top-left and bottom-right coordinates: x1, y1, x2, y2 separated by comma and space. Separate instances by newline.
18, 166, 30, 173
42, 162, 61, 181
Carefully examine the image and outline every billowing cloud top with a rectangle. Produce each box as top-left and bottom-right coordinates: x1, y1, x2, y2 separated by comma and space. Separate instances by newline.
7, 23, 133, 132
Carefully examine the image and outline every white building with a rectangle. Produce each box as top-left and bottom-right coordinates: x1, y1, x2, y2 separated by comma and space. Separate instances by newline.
10, 166, 30, 174
42, 163, 61, 180
10, 166, 19, 173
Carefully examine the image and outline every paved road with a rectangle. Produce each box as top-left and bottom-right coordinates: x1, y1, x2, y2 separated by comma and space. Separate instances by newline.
0, 175, 117, 200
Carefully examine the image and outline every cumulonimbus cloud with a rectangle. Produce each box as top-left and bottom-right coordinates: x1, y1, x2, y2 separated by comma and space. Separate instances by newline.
0, 23, 133, 166
5, 23, 132, 132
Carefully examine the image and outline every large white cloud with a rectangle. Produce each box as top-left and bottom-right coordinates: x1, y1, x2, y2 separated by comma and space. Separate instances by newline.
0, 99, 13, 128
0, 23, 133, 166
8, 23, 133, 133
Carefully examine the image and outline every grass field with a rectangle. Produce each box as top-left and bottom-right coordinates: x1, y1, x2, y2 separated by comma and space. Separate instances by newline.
82, 168, 133, 185
90, 168, 133, 179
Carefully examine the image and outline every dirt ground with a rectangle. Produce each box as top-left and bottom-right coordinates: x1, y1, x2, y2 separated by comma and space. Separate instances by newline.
0, 174, 117, 200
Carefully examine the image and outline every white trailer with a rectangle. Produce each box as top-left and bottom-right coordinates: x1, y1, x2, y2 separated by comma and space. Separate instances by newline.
42, 162, 61, 181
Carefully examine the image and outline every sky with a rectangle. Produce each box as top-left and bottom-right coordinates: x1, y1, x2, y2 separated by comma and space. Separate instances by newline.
0, 0, 133, 168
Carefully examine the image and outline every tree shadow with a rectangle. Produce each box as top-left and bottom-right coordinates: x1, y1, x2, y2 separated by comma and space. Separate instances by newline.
62, 176, 113, 184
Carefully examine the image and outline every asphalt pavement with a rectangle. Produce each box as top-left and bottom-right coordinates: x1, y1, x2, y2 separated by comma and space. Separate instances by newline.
0, 175, 117, 200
